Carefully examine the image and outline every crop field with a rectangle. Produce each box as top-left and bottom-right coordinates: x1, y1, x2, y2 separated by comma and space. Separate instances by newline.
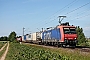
5, 43, 90, 60
5, 43, 69, 60
0, 42, 6, 49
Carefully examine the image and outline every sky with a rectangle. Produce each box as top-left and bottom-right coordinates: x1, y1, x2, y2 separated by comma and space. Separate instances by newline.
0, 0, 90, 37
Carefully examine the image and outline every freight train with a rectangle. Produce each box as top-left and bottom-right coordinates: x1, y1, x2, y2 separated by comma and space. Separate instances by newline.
17, 22, 78, 47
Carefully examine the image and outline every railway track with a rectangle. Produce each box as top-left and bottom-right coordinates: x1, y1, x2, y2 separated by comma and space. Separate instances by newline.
23, 42, 90, 53
75, 47, 90, 52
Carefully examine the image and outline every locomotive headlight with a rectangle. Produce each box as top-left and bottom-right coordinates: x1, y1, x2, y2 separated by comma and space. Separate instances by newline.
65, 38, 67, 39
74, 38, 76, 39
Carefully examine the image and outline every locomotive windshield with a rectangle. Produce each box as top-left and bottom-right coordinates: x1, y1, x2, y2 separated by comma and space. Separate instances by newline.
63, 28, 76, 34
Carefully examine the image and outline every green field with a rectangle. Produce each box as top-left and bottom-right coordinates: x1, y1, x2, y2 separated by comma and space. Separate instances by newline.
6, 43, 69, 60
5, 43, 90, 60
0, 42, 6, 49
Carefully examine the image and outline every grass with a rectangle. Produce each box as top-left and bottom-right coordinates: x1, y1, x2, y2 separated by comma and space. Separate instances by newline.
0, 42, 7, 49
24, 43, 90, 60
6, 42, 90, 60
6, 43, 69, 60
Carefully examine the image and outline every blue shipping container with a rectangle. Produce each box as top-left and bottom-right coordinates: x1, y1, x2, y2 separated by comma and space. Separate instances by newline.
42, 28, 61, 40
24, 35, 26, 40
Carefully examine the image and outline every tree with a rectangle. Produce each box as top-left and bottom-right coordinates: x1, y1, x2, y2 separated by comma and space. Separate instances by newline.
8, 31, 16, 42
3, 36, 8, 41
0, 37, 4, 41
76, 26, 86, 45
0, 36, 8, 41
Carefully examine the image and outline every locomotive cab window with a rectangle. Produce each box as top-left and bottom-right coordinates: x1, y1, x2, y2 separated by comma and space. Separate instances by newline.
63, 28, 76, 34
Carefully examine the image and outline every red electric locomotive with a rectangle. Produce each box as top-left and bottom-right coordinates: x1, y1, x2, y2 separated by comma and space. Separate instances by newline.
42, 22, 78, 47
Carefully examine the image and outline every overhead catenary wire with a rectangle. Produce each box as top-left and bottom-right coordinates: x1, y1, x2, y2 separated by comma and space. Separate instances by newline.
65, 2, 90, 15
35, 17, 58, 31
67, 8, 90, 20
70, 13, 90, 21
31, 1, 90, 32
47, 0, 78, 17
42, 8, 90, 28
41, 1, 90, 27
33, 0, 79, 30
34, 0, 78, 26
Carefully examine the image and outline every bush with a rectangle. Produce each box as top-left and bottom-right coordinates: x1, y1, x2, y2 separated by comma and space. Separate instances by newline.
80, 42, 89, 46
12, 40, 19, 43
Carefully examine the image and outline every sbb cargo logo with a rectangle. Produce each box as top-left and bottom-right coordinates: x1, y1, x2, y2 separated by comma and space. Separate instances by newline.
44, 32, 51, 40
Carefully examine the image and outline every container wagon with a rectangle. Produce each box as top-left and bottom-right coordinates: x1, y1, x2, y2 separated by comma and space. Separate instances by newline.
21, 32, 42, 44
31, 32, 42, 44
22, 35, 26, 42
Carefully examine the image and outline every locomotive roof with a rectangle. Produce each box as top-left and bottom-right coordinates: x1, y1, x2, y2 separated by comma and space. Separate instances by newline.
58, 25, 76, 27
